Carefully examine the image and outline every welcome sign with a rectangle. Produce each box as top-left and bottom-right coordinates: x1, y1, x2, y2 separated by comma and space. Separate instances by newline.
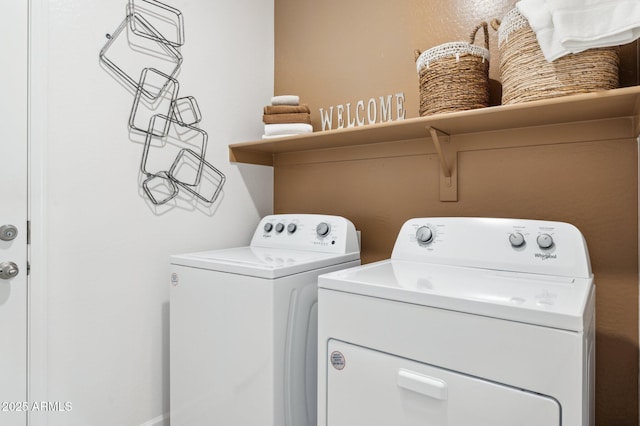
319, 92, 406, 131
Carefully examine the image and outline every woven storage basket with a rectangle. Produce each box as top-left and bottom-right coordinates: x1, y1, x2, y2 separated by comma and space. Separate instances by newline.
415, 22, 490, 116
492, 8, 619, 105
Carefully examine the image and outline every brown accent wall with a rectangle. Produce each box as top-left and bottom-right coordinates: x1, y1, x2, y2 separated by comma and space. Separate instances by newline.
274, 0, 639, 423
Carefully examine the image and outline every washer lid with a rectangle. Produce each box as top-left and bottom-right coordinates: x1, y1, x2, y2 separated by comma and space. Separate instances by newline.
170, 246, 360, 279
318, 259, 594, 331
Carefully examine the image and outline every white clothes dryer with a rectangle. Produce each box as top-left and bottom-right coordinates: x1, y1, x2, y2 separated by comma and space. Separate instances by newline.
318, 217, 594, 426
170, 214, 360, 426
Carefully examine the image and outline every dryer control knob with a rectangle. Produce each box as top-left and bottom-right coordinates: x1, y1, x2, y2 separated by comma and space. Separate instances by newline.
264, 223, 273, 233
316, 222, 331, 237
509, 232, 525, 247
287, 223, 297, 233
275, 223, 285, 233
416, 226, 434, 244
537, 233, 554, 249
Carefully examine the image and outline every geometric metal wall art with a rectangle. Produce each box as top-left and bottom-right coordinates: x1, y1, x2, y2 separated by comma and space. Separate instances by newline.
100, 0, 226, 206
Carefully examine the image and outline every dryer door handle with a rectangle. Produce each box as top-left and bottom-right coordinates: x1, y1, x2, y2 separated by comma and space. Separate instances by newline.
397, 369, 448, 400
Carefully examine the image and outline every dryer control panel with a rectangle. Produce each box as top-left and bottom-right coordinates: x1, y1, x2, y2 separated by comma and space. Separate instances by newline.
251, 214, 360, 254
391, 217, 591, 279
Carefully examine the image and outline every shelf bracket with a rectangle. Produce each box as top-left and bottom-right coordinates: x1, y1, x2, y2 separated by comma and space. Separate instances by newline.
428, 126, 458, 202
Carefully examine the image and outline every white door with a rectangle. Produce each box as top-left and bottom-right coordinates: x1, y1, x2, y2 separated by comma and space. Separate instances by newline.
0, 0, 29, 425
327, 340, 561, 426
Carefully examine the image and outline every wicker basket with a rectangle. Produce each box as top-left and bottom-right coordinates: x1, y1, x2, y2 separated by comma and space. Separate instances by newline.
492, 8, 620, 105
415, 22, 490, 116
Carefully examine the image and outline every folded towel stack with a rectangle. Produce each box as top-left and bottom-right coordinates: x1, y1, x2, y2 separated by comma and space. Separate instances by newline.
517, 0, 640, 62
262, 95, 313, 139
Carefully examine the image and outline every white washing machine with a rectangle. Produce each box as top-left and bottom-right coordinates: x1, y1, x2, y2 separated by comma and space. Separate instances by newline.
170, 214, 360, 426
318, 217, 595, 426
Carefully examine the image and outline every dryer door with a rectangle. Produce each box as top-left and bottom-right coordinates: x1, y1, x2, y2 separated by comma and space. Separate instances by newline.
326, 340, 560, 426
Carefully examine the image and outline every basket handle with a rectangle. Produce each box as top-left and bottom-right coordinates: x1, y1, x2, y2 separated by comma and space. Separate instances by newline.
490, 19, 501, 31
469, 21, 489, 50
414, 49, 422, 63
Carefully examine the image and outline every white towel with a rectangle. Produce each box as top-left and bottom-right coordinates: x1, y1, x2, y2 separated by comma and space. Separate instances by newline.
552, 0, 640, 50
517, 0, 551, 33
264, 123, 313, 136
517, 0, 640, 61
271, 95, 300, 106
261, 134, 299, 139
517, 0, 568, 61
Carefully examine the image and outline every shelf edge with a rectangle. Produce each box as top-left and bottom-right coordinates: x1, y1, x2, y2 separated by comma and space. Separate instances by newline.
229, 147, 274, 166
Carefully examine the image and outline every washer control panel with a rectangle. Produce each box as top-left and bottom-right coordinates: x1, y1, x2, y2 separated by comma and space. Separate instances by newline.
392, 217, 591, 278
251, 214, 360, 254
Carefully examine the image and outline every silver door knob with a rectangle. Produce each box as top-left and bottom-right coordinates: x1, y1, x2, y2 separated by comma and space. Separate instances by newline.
0, 262, 19, 279
0, 225, 18, 241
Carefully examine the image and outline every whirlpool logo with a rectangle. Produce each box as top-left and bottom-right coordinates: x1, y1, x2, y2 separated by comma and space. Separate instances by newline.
535, 253, 557, 260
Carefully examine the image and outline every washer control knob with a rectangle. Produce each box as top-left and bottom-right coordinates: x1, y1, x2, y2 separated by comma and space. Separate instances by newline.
316, 222, 331, 238
537, 233, 554, 249
287, 223, 297, 233
264, 223, 273, 233
416, 226, 434, 244
509, 232, 525, 247
275, 223, 285, 233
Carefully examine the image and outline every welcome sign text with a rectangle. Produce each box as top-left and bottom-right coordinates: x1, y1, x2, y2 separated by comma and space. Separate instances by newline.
319, 93, 406, 131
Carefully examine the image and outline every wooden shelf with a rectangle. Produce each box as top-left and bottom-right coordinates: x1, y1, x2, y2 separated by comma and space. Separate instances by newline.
229, 86, 640, 166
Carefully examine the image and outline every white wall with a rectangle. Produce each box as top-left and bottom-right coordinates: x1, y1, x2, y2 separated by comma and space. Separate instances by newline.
31, 0, 274, 425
